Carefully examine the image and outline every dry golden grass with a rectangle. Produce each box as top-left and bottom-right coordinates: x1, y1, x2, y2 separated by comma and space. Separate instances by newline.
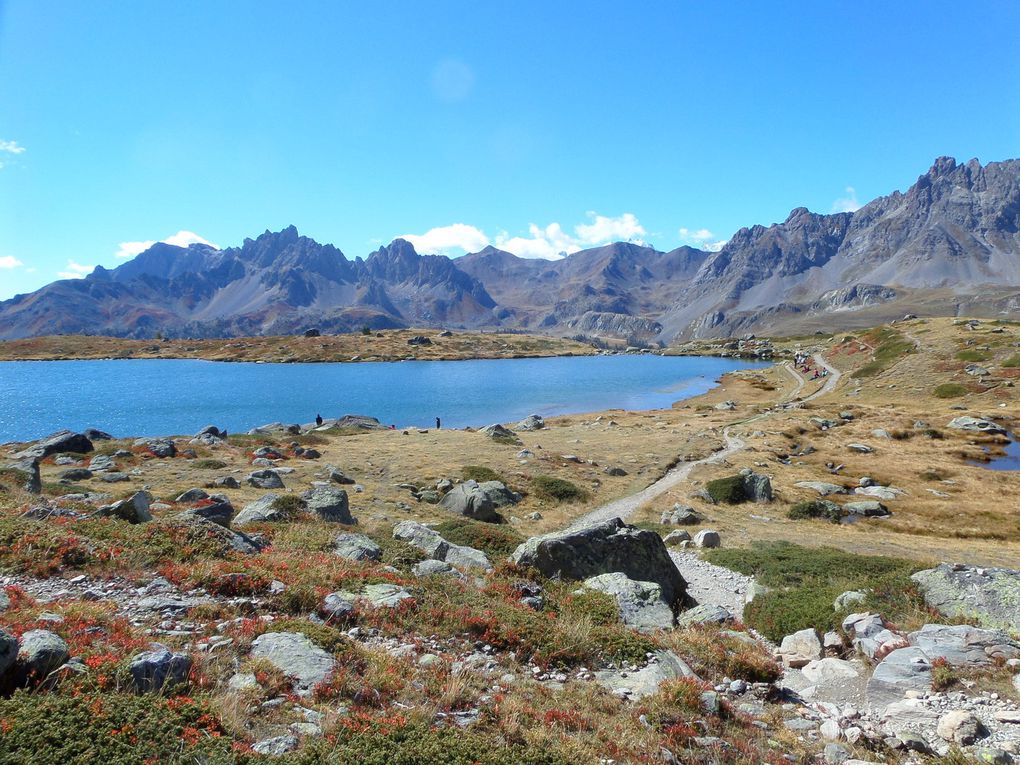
0, 329, 594, 364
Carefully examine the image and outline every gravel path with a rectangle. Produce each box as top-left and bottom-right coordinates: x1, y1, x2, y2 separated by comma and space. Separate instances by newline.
668, 549, 755, 615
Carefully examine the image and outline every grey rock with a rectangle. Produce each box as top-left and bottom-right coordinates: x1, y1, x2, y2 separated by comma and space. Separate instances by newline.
340, 583, 412, 609
663, 530, 692, 546
866, 647, 932, 711
321, 593, 355, 620
128, 645, 192, 692
233, 494, 293, 526
135, 438, 176, 458
2, 458, 41, 494
0, 628, 18, 676
14, 430, 94, 460
947, 416, 1007, 434
175, 488, 209, 503
936, 709, 987, 745
742, 471, 773, 502
250, 632, 336, 691
603, 466, 628, 476
824, 744, 851, 764
247, 469, 285, 489
17, 629, 69, 679
779, 629, 823, 667
59, 468, 93, 482
834, 590, 868, 611
510, 517, 688, 608
516, 414, 545, 430
175, 498, 234, 528
412, 559, 465, 579
88, 454, 116, 472
842, 500, 890, 517
908, 623, 1020, 666
252, 735, 299, 756
675, 603, 733, 628
439, 480, 517, 522
209, 476, 240, 489
795, 481, 847, 496
595, 650, 697, 699
333, 533, 382, 562
693, 529, 721, 548
98, 472, 130, 483
326, 465, 356, 485
660, 504, 703, 525
393, 520, 449, 558
443, 544, 492, 571
303, 485, 353, 523
911, 564, 1020, 630
95, 491, 153, 524
582, 572, 676, 631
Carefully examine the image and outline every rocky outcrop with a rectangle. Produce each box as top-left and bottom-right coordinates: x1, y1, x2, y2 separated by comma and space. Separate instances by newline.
581, 573, 676, 631
302, 485, 353, 523
510, 517, 688, 608
438, 480, 518, 522
250, 632, 336, 692
14, 431, 94, 460
392, 521, 492, 571
911, 564, 1020, 630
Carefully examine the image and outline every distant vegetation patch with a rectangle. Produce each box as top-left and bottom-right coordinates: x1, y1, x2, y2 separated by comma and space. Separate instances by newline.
955, 349, 991, 362
787, 500, 841, 523
432, 518, 524, 557
934, 383, 968, 399
530, 476, 588, 503
851, 327, 915, 379
1003, 353, 1020, 368
461, 465, 508, 484
705, 541, 926, 641
704, 475, 746, 504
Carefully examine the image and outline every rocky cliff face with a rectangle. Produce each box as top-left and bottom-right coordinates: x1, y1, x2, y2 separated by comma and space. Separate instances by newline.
1, 157, 1019, 340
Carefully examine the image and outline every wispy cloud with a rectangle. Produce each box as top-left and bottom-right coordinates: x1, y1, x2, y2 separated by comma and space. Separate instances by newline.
0, 140, 25, 155
0, 255, 24, 269
678, 226, 727, 252
401, 212, 647, 260
430, 58, 475, 103
58, 261, 95, 280
115, 230, 219, 259
832, 186, 861, 213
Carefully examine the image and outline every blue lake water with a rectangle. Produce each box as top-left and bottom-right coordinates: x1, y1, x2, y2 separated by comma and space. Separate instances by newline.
0, 355, 767, 443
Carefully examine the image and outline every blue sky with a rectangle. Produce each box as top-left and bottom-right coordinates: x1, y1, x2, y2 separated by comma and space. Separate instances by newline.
1, 1, 1018, 300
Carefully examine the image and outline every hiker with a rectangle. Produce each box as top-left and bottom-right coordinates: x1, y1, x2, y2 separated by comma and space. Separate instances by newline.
315, 413, 323, 427
435, 417, 441, 429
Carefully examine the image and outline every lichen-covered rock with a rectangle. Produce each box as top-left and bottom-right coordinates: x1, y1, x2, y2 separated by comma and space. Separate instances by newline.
510, 517, 687, 608
16, 629, 69, 680
0, 628, 18, 676
439, 480, 517, 522
233, 494, 291, 526
250, 632, 336, 692
595, 650, 697, 699
302, 485, 353, 523
2, 458, 41, 494
582, 572, 676, 631
14, 430, 94, 460
911, 564, 1020, 631
128, 645, 192, 692
247, 469, 285, 489
332, 532, 381, 562
947, 416, 1007, 434
95, 491, 153, 524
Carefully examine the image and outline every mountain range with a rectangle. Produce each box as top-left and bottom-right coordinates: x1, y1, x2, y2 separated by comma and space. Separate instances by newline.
2, 156, 1018, 342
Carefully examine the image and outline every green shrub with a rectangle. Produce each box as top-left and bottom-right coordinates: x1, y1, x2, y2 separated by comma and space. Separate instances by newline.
193, 459, 228, 470
270, 494, 306, 515
787, 500, 841, 523
1003, 353, 1020, 368
955, 349, 990, 362
461, 465, 506, 484
851, 327, 915, 379
530, 476, 588, 503
705, 542, 924, 641
0, 691, 241, 765
705, 475, 746, 504
934, 383, 967, 398
432, 518, 524, 557
264, 618, 353, 655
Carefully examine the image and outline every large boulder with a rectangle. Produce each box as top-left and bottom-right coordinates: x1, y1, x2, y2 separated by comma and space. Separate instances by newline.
741, 469, 773, 502
907, 624, 1020, 666
516, 414, 545, 431
334, 415, 386, 431
302, 486, 353, 523
14, 431, 94, 460
128, 645, 192, 692
779, 629, 824, 668
2, 459, 41, 494
95, 491, 153, 524
0, 628, 18, 676
175, 498, 234, 528
134, 438, 176, 458
866, 647, 932, 712
439, 480, 509, 522
233, 494, 292, 526
595, 650, 697, 699
16, 630, 69, 680
947, 416, 1007, 435
478, 424, 521, 444
392, 521, 491, 571
582, 573, 676, 631
247, 469, 285, 489
510, 517, 688, 608
911, 564, 1020, 631
333, 532, 382, 562
250, 632, 336, 692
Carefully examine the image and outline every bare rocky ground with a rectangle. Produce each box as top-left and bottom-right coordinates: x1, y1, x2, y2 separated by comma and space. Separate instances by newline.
0, 316, 1017, 764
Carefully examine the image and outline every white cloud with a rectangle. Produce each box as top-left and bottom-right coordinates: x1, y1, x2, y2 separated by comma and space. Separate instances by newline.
115, 230, 218, 259
400, 223, 490, 256
401, 212, 647, 260
832, 186, 861, 213
430, 58, 475, 103
0, 255, 23, 269
58, 261, 95, 280
0, 140, 25, 155
678, 226, 727, 252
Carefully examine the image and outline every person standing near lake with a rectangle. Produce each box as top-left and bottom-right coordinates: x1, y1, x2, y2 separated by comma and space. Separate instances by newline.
436, 417, 441, 429
315, 413, 323, 427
